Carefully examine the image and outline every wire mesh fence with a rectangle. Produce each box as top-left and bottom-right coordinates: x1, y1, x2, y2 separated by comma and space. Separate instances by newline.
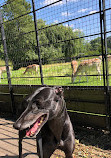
0, 2, 111, 157
0, 0, 111, 87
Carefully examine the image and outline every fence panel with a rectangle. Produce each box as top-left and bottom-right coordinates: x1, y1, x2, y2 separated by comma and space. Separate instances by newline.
0, 85, 110, 130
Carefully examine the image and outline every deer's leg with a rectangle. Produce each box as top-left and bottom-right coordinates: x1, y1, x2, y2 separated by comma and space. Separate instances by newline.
72, 72, 77, 83
0, 73, 1, 83
9, 71, 12, 77
2, 73, 4, 79
97, 67, 101, 80
84, 70, 88, 82
79, 72, 84, 82
86, 73, 88, 82
79, 75, 82, 82
37, 69, 39, 75
37, 68, 39, 75
71, 73, 74, 83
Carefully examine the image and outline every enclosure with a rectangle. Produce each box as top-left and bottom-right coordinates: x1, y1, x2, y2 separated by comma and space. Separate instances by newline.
0, 0, 111, 133
0, 0, 111, 157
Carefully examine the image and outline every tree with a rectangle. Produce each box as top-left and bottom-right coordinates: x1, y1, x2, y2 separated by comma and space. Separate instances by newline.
2, 0, 37, 69
107, 36, 111, 49
45, 25, 85, 62
90, 37, 101, 54
1, 0, 89, 67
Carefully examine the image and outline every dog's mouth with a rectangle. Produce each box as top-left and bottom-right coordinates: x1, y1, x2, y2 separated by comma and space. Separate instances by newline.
26, 114, 48, 137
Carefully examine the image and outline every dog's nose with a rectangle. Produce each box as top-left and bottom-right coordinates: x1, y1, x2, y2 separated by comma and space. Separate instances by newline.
13, 122, 21, 130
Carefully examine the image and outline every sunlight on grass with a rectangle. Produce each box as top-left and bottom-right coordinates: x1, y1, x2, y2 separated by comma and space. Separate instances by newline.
0, 60, 111, 86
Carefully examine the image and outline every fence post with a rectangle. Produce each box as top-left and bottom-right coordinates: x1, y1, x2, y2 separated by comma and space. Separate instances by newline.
102, 0, 111, 130
31, 0, 44, 85
102, 0, 109, 90
0, 10, 15, 115
99, 0, 106, 87
99, 0, 110, 130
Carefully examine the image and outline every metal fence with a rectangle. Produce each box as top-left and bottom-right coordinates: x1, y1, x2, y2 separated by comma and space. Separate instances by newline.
0, 0, 111, 129
0, 0, 111, 87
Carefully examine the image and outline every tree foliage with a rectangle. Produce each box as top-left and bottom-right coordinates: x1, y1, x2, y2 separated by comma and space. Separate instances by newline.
0, 0, 111, 69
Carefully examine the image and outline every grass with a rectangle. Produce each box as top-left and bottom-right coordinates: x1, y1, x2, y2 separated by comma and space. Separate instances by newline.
0, 59, 111, 86
0, 59, 12, 66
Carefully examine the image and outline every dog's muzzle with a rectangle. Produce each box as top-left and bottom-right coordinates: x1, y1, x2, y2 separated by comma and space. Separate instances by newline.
13, 110, 49, 137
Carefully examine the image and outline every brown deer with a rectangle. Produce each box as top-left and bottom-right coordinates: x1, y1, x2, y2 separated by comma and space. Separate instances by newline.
0, 66, 11, 83
99, 55, 111, 61
72, 58, 101, 83
71, 60, 78, 83
23, 64, 39, 75
107, 55, 111, 61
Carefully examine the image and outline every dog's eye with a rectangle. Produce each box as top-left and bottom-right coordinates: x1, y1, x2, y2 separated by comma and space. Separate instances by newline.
32, 103, 36, 109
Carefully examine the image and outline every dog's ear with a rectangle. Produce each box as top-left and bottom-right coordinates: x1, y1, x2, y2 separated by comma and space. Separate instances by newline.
55, 87, 63, 96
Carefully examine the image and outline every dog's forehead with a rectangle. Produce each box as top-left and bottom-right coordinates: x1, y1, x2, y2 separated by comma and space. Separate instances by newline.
27, 87, 55, 102
26, 87, 45, 101
36, 87, 53, 100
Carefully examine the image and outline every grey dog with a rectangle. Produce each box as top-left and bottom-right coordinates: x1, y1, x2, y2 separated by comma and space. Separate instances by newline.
13, 86, 75, 158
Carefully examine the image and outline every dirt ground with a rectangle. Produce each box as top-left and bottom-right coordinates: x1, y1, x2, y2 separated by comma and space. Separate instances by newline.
0, 117, 111, 158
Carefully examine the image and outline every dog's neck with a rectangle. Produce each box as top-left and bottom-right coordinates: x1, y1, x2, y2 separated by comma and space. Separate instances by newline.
48, 98, 67, 142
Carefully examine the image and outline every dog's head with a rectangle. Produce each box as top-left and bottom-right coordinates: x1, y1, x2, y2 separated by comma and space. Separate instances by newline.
13, 86, 64, 137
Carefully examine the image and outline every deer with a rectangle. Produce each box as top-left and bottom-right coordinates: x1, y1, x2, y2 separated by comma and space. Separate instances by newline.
107, 55, 111, 61
0, 66, 11, 83
99, 55, 111, 61
23, 64, 39, 75
71, 60, 78, 83
72, 58, 102, 83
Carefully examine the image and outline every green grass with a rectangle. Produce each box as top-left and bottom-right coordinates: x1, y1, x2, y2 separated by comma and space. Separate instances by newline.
0, 59, 12, 66
0, 60, 111, 86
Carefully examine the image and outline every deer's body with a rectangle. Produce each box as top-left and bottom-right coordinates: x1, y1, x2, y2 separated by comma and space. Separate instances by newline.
0, 66, 11, 82
23, 64, 39, 75
99, 55, 111, 61
107, 55, 111, 61
72, 58, 101, 83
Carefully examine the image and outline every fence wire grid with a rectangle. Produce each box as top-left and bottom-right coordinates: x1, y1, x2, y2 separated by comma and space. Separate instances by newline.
0, 0, 111, 87
0, 2, 111, 156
